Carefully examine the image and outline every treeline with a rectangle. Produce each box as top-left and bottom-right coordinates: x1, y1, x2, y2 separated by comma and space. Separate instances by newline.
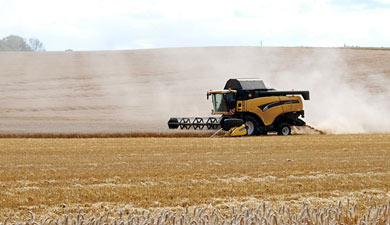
0, 35, 45, 51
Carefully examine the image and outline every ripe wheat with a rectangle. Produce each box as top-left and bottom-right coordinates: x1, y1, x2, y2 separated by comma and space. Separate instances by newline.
2, 200, 390, 225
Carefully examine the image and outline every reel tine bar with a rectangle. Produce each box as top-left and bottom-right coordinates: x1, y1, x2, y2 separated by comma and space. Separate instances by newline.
168, 117, 220, 130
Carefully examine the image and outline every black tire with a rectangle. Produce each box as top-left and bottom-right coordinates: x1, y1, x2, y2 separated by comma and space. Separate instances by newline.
277, 123, 291, 136
244, 115, 259, 136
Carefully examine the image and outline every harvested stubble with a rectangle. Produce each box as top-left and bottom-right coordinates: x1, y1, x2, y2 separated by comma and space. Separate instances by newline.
3, 200, 390, 225
0, 134, 390, 222
0, 131, 216, 139
0, 126, 324, 139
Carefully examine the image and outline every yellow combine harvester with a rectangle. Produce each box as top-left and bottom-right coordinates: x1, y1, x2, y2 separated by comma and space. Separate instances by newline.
168, 79, 309, 136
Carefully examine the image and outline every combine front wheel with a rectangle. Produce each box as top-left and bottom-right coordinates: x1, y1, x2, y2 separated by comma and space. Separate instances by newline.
244, 116, 259, 136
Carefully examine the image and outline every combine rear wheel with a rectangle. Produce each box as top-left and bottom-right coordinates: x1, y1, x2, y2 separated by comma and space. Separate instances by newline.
277, 123, 291, 136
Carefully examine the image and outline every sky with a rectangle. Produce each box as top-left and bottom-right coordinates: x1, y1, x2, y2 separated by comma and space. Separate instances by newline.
1, 0, 390, 51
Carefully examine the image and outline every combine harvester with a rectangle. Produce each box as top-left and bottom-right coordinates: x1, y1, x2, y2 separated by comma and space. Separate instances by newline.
168, 79, 310, 137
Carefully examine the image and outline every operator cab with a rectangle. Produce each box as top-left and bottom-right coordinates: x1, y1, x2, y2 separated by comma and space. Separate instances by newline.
207, 90, 237, 114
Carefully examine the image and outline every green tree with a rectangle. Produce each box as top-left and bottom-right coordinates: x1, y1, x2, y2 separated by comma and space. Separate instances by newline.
0, 35, 45, 51
29, 38, 45, 51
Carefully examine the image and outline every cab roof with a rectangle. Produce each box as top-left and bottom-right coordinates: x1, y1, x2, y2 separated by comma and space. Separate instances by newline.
224, 79, 267, 90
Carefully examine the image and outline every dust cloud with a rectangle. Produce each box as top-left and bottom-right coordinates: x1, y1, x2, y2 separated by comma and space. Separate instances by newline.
0, 47, 389, 134
262, 48, 390, 134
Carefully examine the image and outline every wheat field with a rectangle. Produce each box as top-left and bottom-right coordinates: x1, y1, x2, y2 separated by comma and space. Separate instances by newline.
1, 134, 389, 224
1, 47, 390, 224
1, 47, 389, 134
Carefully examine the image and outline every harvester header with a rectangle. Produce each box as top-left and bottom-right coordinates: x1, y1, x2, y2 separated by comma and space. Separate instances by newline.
168, 78, 310, 136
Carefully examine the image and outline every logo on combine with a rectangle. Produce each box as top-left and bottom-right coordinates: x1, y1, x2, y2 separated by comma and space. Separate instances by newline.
259, 100, 300, 112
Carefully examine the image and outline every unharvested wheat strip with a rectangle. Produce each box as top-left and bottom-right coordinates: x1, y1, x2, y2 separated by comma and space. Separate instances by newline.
5, 201, 390, 225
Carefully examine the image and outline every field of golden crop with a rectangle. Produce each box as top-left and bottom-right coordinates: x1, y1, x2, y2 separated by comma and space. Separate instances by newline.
1, 134, 390, 224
